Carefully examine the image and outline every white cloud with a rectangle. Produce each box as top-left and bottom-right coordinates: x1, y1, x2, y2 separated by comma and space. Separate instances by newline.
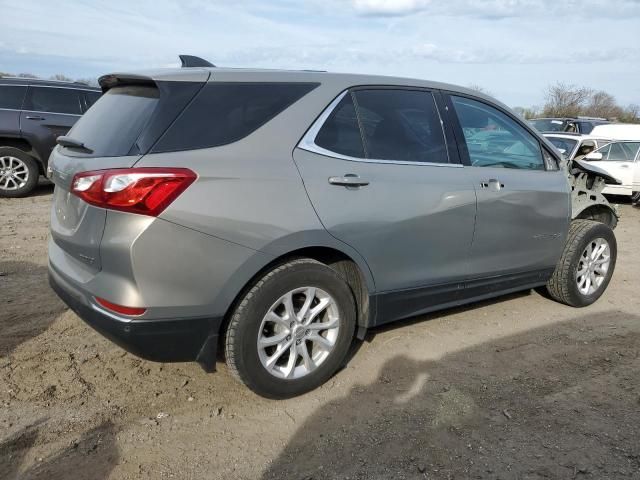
351, 0, 640, 18
0, 0, 638, 106
353, 0, 430, 16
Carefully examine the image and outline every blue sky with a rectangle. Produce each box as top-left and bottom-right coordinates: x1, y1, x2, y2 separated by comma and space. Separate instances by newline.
1, 0, 639, 108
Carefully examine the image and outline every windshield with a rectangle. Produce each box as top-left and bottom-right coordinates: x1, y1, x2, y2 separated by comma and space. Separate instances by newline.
545, 136, 578, 156
529, 119, 568, 132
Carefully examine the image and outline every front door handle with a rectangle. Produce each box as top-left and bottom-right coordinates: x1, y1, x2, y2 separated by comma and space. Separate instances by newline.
620, 164, 630, 169
480, 179, 504, 191
25, 115, 45, 121
328, 174, 370, 187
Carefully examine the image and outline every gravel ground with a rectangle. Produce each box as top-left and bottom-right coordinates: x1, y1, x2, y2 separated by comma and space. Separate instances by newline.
1, 183, 639, 480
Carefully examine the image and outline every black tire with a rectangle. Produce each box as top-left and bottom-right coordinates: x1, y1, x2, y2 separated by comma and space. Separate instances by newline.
225, 258, 356, 398
0, 147, 39, 197
632, 191, 640, 206
546, 220, 617, 307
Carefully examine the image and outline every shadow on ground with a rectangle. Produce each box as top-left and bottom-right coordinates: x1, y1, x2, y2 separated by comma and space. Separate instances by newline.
29, 180, 55, 197
0, 420, 118, 480
263, 311, 640, 479
0, 261, 67, 357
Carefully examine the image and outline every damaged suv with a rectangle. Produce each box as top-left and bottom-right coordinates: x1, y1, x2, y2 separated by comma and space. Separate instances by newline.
48, 63, 618, 398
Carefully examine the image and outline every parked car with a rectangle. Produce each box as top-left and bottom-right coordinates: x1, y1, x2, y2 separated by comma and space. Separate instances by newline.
48, 62, 618, 398
530, 117, 610, 134
582, 140, 640, 196
0, 77, 101, 197
543, 133, 611, 160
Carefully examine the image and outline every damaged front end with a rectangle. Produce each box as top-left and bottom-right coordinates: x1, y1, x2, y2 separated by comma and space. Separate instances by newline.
569, 159, 620, 229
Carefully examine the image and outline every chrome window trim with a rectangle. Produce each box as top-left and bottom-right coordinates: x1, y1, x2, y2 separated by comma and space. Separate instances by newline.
0, 107, 81, 116
298, 89, 462, 168
0, 83, 99, 92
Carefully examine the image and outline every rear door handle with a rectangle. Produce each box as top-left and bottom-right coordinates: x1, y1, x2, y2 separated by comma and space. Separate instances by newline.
25, 115, 45, 121
328, 174, 370, 187
480, 179, 504, 191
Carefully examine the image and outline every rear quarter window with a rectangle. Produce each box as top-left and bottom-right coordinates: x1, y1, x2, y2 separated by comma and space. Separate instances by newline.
152, 82, 318, 152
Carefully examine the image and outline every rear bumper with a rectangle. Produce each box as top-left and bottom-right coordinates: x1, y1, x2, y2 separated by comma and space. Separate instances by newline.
48, 265, 222, 371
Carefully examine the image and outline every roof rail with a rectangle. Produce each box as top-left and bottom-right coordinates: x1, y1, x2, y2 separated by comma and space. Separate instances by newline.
179, 55, 215, 68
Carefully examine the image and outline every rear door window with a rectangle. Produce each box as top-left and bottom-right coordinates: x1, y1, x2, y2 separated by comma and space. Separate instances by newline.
64, 85, 160, 157
353, 89, 449, 163
153, 82, 318, 152
25, 87, 82, 115
0, 85, 27, 109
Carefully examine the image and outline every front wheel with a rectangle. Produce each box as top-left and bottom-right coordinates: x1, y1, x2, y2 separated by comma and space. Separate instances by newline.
546, 220, 617, 307
224, 259, 356, 398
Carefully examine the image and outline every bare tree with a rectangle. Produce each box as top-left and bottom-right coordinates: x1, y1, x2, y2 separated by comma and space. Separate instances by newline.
619, 104, 640, 123
17, 73, 39, 79
467, 84, 492, 96
49, 74, 74, 82
74, 77, 99, 87
542, 82, 593, 117
513, 106, 540, 120
585, 90, 622, 119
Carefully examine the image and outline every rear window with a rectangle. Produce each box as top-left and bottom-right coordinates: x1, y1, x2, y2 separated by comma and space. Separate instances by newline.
0, 85, 27, 109
65, 85, 160, 157
152, 82, 318, 152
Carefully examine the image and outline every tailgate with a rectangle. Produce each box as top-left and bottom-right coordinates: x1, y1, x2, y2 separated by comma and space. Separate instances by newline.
48, 71, 209, 274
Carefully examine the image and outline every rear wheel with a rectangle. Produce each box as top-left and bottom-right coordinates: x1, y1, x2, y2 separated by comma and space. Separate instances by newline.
632, 191, 640, 206
0, 147, 39, 197
546, 220, 617, 307
224, 259, 356, 398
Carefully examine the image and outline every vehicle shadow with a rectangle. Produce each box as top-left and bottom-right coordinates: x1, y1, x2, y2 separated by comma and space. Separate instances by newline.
29, 179, 55, 197
0, 420, 118, 480
0, 261, 67, 357
262, 311, 640, 480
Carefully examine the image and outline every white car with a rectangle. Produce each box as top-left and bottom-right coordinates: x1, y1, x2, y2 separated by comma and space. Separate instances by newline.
590, 124, 640, 141
583, 140, 640, 196
543, 133, 612, 160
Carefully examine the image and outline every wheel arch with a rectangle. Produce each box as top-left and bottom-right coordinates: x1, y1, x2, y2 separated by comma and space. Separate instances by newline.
216, 243, 376, 359
0, 138, 44, 173
574, 204, 619, 229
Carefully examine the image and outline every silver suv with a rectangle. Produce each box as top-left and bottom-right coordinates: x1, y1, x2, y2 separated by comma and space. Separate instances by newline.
48, 65, 617, 398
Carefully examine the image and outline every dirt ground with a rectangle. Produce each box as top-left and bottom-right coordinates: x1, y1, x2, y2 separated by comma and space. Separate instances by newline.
1, 182, 639, 480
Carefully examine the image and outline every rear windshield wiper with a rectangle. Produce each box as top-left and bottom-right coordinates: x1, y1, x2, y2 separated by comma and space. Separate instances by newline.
56, 136, 93, 154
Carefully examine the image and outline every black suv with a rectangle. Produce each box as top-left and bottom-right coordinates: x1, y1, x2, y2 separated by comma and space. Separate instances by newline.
0, 78, 101, 197
529, 117, 610, 135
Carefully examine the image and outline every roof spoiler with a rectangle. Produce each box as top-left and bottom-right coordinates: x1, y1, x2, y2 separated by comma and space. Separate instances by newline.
179, 55, 215, 68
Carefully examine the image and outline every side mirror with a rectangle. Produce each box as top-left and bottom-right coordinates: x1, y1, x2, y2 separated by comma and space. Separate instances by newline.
585, 152, 603, 161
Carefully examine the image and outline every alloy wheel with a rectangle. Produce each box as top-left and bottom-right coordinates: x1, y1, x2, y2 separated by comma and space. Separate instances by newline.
257, 287, 340, 379
0, 155, 30, 191
576, 237, 611, 295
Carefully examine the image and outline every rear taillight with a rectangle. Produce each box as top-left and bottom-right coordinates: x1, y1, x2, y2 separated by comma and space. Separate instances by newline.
71, 168, 196, 216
